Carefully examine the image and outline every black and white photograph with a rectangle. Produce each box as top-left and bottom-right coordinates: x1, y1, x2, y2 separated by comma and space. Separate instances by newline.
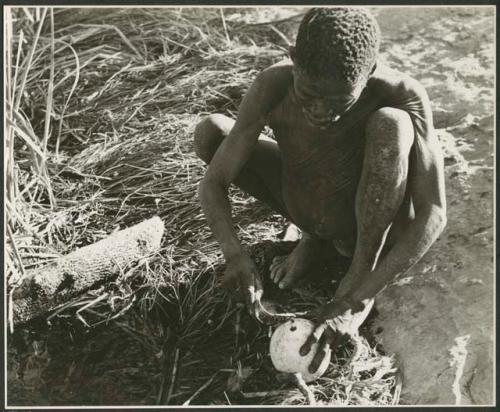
4, 4, 495, 407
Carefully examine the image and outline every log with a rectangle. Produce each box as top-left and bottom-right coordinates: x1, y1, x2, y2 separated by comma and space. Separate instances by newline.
12, 216, 164, 325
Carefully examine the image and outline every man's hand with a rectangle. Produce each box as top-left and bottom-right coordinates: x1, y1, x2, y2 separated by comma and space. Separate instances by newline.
222, 253, 263, 318
299, 297, 374, 373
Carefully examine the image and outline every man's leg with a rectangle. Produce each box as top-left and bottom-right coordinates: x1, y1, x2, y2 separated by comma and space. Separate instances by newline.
335, 107, 414, 299
194, 113, 287, 216
194, 114, 325, 289
270, 231, 327, 288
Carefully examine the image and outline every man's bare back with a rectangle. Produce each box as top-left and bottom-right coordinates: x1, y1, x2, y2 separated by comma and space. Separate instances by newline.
194, 8, 446, 374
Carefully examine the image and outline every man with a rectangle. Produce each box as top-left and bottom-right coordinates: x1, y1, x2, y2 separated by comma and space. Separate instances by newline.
194, 7, 446, 374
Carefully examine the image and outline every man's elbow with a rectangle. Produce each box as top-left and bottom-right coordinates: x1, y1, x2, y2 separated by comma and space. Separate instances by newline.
418, 202, 446, 235
431, 204, 447, 235
198, 172, 227, 203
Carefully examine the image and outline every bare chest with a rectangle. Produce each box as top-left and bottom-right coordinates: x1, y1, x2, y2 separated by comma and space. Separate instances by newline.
266, 89, 381, 238
268, 89, 379, 187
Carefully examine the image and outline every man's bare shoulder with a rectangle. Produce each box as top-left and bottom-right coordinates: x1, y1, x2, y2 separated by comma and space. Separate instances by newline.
249, 59, 294, 114
257, 59, 294, 86
368, 63, 429, 101
368, 63, 434, 143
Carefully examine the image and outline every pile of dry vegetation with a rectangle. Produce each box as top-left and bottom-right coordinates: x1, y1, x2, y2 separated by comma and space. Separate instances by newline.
6, 7, 399, 406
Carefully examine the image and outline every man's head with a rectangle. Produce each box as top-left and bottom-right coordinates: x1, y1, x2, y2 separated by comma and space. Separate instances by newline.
290, 7, 381, 127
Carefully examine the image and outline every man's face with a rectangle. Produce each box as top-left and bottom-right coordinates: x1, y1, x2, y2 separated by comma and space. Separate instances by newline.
292, 66, 367, 129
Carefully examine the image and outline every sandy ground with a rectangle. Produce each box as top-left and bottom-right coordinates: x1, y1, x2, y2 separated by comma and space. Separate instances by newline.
372, 7, 494, 405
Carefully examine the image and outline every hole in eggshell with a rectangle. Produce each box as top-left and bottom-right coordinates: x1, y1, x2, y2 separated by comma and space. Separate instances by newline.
290, 326, 297, 331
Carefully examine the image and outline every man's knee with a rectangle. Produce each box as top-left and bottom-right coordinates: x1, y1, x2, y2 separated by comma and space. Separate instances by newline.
194, 114, 230, 164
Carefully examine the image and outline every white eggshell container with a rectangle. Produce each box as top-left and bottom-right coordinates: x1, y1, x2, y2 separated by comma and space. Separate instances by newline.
269, 318, 331, 382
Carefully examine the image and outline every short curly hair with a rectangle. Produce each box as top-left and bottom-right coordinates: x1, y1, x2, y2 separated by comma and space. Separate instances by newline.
294, 7, 380, 84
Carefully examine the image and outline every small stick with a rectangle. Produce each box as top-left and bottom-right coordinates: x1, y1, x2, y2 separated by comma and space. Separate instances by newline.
293, 373, 316, 405
245, 12, 306, 27
75, 293, 110, 326
182, 372, 218, 405
220, 9, 231, 44
165, 348, 180, 405
59, 165, 112, 180
392, 368, 403, 405
234, 305, 242, 348
7, 222, 26, 278
8, 291, 15, 334
46, 294, 109, 322
240, 390, 288, 398
7, 222, 26, 333
269, 24, 291, 46
156, 374, 166, 405
254, 300, 296, 325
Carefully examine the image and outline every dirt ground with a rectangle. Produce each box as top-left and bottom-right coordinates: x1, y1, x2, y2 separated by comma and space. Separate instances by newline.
5, 6, 495, 406
371, 7, 494, 405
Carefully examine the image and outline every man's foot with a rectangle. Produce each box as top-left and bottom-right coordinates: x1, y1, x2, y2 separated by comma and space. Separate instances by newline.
270, 233, 322, 289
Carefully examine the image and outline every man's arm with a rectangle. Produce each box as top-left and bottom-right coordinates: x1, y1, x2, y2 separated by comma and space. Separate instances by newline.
199, 63, 290, 260
347, 141, 446, 305
300, 79, 446, 374
198, 85, 266, 262
198, 63, 291, 312
334, 77, 447, 310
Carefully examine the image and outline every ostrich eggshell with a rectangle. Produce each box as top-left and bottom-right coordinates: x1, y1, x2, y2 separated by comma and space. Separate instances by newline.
269, 318, 331, 382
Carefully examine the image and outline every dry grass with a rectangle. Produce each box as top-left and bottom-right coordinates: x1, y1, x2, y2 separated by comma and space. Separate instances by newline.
6, 7, 399, 406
